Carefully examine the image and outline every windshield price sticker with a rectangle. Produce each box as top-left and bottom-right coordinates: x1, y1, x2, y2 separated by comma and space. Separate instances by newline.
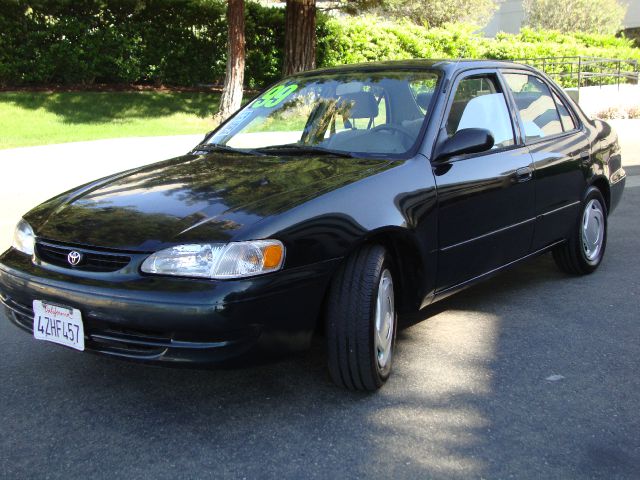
252, 84, 298, 108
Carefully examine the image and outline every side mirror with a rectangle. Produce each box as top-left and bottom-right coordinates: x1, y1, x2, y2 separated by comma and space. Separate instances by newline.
435, 128, 494, 162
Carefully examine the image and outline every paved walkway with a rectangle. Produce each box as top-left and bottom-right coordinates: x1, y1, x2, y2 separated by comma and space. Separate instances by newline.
0, 123, 638, 252
0, 134, 202, 250
609, 120, 640, 167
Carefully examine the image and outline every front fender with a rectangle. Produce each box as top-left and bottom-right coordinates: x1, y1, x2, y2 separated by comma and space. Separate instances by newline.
241, 156, 439, 306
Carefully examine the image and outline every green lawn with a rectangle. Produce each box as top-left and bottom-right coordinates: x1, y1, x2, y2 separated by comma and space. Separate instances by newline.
0, 91, 221, 149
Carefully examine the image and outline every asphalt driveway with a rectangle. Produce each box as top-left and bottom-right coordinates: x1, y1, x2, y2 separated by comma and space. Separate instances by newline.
0, 175, 638, 478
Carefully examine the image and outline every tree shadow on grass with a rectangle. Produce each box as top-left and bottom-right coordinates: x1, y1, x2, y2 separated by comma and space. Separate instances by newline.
0, 91, 221, 124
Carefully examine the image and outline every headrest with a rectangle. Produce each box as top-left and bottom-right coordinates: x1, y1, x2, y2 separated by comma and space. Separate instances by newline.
416, 92, 433, 110
511, 92, 539, 110
338, 91, 379, 119
457, 93, 513, 146
511, 92, 561, 133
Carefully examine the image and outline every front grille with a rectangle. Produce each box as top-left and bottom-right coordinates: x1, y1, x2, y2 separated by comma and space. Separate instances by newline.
35, 241, 131, 273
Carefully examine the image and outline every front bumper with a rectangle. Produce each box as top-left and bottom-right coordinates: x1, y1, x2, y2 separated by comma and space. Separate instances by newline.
0, 248, 338, 365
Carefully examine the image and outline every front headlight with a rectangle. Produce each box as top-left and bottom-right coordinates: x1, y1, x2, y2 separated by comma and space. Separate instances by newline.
140, 240, 285, 279
12, 219, 35, 255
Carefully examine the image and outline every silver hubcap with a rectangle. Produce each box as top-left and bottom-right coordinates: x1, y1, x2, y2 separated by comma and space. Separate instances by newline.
374, 269, 395, 370
581, 199, 605, 262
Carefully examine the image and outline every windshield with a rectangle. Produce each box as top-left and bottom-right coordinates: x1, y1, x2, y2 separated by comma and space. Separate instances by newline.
207, 70, 441, 157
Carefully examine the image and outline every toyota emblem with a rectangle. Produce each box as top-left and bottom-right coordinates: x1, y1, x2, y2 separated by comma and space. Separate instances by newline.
67, 251, 83, 266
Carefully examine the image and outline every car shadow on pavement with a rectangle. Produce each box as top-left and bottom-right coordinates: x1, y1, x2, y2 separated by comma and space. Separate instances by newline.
0, 257, 565, 478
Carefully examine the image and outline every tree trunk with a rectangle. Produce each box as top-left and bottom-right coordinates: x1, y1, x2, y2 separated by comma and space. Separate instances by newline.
213, 0, 245, 125
283, 0, 316, 76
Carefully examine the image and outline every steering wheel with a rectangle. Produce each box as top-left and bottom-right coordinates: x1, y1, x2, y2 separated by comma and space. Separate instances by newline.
370, 124, 415, 147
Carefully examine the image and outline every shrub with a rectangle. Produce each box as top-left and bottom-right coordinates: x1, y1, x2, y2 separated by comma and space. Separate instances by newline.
338, 0, 498, 29
523, 0, 627, 35
317, 19, 488, 66
318, 18, 640, 88
0, 0, 284, 87
596, 105, 640, 120
0, 2, 638, 88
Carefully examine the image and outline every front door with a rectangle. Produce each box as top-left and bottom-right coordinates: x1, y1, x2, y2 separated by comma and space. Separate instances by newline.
433, 71, 536, 291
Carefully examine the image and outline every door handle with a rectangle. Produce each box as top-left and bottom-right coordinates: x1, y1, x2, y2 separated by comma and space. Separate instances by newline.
514, 166, 533, 183
580, 150, 591, 165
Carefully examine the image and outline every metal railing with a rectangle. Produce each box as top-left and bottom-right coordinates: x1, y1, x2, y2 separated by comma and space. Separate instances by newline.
516, 56, 639, 90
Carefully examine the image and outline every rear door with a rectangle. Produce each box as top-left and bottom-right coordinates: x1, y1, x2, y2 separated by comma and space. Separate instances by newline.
433, 69, 536, 291
500, 70, 589, 251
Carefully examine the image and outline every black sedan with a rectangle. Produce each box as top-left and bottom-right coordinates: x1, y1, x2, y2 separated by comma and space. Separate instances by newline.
0, 60, 626, 390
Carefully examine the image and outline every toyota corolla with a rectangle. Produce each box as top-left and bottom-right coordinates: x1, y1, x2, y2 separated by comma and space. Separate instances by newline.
0, 60, 626, 390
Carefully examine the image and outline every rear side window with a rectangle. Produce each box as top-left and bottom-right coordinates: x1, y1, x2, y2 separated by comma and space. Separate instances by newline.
553, 91, 577, 131
503, 73, 563, 142
445, 74, 515, 149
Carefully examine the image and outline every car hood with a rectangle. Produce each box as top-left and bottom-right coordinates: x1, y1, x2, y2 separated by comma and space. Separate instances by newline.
25, 152, 391, 251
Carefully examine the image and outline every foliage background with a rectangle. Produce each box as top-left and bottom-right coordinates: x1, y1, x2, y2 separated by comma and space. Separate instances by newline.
523, 0, 627, 35
336, 0, 498, 28
0, 0, 638, 89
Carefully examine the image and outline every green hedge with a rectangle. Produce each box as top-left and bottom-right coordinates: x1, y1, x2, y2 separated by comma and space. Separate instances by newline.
0, 0, 283, 88
317, 19, 640, 64
0, 2, 638, 88
318, 19, 640, 87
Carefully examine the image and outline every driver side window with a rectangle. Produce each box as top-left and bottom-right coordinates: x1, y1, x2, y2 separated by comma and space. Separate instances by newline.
446, 74, 515, 149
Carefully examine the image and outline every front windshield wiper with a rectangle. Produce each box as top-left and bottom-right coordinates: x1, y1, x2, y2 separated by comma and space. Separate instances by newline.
191, 143, 264, 156
255, 144, 356, 158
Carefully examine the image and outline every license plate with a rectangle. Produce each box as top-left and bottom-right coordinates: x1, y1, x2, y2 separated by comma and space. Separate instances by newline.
33, 300, 85, 351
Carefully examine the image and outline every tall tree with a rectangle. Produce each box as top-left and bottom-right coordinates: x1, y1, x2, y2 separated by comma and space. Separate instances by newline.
213, 0, 245, 125
283, 0, 316, 76
524, 0, 627, 35
337, 0, 497, 28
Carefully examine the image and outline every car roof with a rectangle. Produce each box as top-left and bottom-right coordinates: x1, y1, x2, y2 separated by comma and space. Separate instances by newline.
297, 59, 538, 77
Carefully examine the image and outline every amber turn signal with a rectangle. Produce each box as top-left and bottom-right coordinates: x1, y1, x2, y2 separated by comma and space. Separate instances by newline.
262, 243, 284, 269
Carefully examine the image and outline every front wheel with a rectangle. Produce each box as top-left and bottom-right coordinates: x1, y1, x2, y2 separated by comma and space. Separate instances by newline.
325, 245, 397, 391
553, 186, 608, 275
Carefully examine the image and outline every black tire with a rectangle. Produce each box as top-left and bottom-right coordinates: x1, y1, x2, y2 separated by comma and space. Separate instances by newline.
325, 244, 397, 391
553, 186, 608, 275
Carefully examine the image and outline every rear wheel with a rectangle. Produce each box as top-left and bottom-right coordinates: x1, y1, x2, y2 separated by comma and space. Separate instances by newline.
326, 245, 397, 391
553, 186, 607, 275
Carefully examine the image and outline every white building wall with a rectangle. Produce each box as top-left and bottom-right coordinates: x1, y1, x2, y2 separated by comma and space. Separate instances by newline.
626, 1, 640, 29
484, 0, 525, 36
